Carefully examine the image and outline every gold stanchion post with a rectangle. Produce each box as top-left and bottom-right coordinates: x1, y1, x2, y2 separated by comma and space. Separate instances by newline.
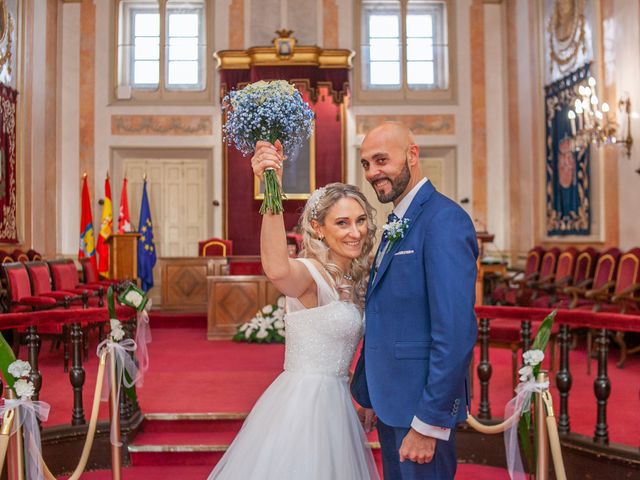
109, 350, 122, 480
535, 371, 550, 480
6, 389, 24, 480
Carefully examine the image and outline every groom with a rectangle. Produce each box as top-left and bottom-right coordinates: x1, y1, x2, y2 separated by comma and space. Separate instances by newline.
351, 123, 478, 479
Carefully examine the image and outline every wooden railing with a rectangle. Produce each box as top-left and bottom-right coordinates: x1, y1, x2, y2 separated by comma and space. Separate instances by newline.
470, 305, 640, 477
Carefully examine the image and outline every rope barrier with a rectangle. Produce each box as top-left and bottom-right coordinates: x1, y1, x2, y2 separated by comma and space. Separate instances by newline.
465, 377, 567, 480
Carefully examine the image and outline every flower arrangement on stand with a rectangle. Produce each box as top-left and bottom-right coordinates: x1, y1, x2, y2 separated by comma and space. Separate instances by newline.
233, 297, 286, 344
222, 80, 315, 215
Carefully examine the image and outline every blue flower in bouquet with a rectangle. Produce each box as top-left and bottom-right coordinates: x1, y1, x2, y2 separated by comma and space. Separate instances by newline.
382, 218, 410, 245
222, 80, 315, 156
222, 80, 315, 215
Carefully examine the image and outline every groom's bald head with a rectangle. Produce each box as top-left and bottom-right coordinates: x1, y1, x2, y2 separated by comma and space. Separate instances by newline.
359, 122, 421, 205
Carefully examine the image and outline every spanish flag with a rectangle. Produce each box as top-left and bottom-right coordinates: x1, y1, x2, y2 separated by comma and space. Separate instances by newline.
96, 174, 113, 276
79, 175, 97, 270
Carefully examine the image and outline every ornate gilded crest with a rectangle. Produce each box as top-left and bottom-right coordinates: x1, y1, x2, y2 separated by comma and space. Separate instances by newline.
0, 0, 13, 77
548, 0, 586, 75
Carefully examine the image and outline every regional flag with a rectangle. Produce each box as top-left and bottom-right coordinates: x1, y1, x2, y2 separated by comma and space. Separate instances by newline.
118, 177, 133, 233
96, 174, 113, 276
137, 179, 157, 291
79, 175, 97, 269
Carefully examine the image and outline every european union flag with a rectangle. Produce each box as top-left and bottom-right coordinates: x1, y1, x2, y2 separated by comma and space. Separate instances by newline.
137, 180, 157, 291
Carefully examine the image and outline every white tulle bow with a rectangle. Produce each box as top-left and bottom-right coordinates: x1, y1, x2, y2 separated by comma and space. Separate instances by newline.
134, 310, 152, 386
96, 338, 139, 445
1, 398, 50, 480
504, 378, 550, 480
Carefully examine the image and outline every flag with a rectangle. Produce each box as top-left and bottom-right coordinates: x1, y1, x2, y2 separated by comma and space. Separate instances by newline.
79, 175, 97, 269
118, 177, 133, 233
96, 175, 113, 276
137, 179, 157, 291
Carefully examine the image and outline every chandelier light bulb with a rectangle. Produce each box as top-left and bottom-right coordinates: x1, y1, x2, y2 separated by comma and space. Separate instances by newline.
591, 95, 598, 105
602, 102, 610, 112
568, 110, 576, 119
584, 87, 592, 97
588, 76, 596, 87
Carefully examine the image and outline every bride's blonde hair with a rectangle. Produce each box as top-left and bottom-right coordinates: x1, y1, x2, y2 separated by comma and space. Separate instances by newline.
298, 183, 377, 307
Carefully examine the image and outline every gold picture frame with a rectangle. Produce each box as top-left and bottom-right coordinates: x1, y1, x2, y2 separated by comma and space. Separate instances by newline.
254, 126, 316, 201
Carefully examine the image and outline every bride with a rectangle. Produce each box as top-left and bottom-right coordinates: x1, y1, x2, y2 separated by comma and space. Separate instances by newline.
208, 141, 380, 479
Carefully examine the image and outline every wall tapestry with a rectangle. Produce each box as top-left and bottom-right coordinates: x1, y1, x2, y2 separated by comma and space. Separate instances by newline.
0, 83, 16, 242
545, 63, 591, 236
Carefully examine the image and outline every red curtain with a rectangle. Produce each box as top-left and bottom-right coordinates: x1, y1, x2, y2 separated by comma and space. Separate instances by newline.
0, 84, 18, 243
225, 86, 344, 255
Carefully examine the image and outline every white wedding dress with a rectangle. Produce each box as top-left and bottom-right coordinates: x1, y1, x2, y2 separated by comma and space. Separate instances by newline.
208, 258, 379, 480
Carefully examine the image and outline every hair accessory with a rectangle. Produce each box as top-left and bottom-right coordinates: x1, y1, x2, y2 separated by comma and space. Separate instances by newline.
308, 187, 327, 220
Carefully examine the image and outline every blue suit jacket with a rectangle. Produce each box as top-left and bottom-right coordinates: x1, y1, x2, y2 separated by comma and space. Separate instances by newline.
351, 181, 478, 429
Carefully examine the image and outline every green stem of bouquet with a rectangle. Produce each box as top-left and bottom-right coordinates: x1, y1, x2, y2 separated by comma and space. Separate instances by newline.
259, 169, 284, 215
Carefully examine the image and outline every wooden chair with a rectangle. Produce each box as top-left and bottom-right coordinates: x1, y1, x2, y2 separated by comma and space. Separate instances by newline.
199, 238, 233, 257
585, 248, 640, 368
26, 249, 43, 261
11, 249, 29, 263
531, 247, 580, 307
491, 247, 545, 305
25, 261, 86, 371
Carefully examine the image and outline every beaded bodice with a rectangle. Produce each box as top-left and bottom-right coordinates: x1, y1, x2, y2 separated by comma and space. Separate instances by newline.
283, 259, 363, 378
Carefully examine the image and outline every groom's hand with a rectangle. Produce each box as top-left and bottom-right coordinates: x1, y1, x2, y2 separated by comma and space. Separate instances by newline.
399, 428, 436, 464
357, 407, 377, 433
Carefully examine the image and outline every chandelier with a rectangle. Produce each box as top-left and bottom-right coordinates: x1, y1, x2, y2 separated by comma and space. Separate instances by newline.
566, 76, 633, 158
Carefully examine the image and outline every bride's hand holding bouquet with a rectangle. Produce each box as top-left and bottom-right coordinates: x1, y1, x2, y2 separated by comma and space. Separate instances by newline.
251, 140, 285, 203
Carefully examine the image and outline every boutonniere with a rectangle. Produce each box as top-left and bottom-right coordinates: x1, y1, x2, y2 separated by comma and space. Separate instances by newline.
382, 218, 410, 247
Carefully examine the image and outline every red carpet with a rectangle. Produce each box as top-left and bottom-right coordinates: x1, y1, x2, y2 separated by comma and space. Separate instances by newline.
39, 316, 638, 478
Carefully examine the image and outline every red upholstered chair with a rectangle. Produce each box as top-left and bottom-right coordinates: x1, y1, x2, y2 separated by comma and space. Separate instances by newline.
531, 247, 579, 307
47, 259, 103, 307
564, 248, 622, 309
27, 249, 43, 261
2, 262, 58, 313
79, 257, 119, 288
491, 247, 545, 305
518, 248, 561, 306
199, 238, 233, 257
11, 250, 29, 263
0, 250, 13, 266
25, 261, 84, 371
25, 261, 86, 308
585, 248, 640, 367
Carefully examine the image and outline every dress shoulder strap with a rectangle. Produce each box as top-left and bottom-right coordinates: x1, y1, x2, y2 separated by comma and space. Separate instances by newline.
295, 258, 338, 303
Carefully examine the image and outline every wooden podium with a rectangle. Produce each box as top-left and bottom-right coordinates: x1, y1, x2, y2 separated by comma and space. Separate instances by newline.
107, 233, 141, 281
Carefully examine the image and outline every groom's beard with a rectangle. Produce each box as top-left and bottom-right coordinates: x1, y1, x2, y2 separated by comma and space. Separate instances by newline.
371, 159, 411, 204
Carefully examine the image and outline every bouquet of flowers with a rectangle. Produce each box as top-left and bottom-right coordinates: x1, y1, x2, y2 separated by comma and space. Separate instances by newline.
222, 80, 315, 214
233, 296, 286, 343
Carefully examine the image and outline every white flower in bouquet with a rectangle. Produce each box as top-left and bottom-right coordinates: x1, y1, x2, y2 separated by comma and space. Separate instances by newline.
244, 327, 254, 339
14, 378, 35, 400
8, 359, 31, 379
110, 319, 125, 342
518, 365, 533, 382
262, 304, 274, 315
124, 290, 144, 309
277, 296, 286, 308
273, 319, 285, 330
523, 349, 544, 367
239, 324, 249, 332
277, 329, 285, 337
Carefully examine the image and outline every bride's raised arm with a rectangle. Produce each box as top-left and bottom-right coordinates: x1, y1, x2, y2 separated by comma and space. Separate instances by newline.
251, 140, 315, 298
